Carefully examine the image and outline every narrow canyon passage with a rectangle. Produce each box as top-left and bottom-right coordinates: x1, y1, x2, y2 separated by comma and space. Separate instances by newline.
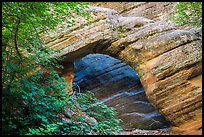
73, 54, 171, 130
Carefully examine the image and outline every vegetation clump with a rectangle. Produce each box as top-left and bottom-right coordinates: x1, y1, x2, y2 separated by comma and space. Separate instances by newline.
169, 2, 202, 27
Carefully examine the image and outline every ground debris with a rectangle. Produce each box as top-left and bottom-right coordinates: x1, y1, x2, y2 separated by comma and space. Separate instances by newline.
119, 128, 173, 135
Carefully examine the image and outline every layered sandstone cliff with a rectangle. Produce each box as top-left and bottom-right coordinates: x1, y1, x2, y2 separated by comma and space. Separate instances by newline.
40, 2, 202, 135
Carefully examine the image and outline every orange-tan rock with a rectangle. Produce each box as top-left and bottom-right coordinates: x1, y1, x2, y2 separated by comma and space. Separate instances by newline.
40, 3, 202, 135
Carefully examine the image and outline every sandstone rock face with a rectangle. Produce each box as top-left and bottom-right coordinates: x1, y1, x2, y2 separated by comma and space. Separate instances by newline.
89, 2, 202, 37
41, 3, 202, 135
89, 2, 177, 21
58, 62, 75, 95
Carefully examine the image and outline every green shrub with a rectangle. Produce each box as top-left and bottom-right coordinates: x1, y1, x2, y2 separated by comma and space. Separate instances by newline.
2, 87, 121, 135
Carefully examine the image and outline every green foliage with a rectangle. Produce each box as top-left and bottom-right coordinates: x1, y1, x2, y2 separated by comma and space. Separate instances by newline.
75, 91, 122, 135
19, 91, 121, 135
2, 2, 121, 135
169, 2, 202, 27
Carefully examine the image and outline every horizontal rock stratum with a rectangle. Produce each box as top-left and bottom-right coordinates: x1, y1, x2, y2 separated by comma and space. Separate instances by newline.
40, 4, 202, 135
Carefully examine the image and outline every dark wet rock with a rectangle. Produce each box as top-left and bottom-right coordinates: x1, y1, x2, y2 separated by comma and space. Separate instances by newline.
73, 54, 170, 130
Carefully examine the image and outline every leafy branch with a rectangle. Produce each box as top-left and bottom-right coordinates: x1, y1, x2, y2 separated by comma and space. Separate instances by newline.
2, 2, 121, 135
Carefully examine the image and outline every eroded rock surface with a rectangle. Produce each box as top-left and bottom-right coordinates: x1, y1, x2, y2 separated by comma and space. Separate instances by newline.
89, 2, 177, 21
41, 3, 202, 135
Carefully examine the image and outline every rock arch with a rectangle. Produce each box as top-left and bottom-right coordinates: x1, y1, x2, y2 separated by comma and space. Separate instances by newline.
40, 5, 202, 134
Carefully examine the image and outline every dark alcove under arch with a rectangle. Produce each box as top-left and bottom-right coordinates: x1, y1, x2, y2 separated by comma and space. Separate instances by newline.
73, 53, 170, 130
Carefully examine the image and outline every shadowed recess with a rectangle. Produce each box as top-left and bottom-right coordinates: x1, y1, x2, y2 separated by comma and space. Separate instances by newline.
73, 53, 171, 130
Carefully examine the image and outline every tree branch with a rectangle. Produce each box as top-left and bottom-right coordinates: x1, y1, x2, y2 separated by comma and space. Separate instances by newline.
14, 17, 22, 61
7, 17, 22, 91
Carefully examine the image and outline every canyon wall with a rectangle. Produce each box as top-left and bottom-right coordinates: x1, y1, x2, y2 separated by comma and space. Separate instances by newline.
40, 2, 202, 135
